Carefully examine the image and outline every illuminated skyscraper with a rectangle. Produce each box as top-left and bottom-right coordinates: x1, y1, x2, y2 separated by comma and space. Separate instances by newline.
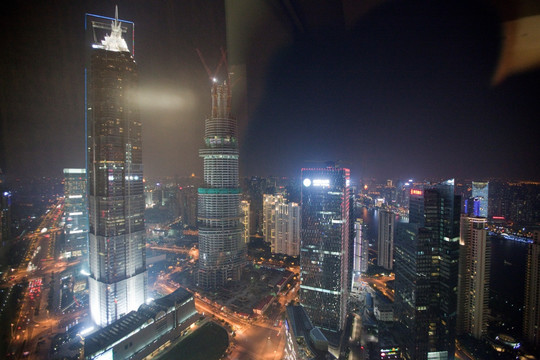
300, 165, 351, 333
263, 194, 300, 256
377, 209, 395, 270
354, 219, 368, 274
457, 215, 490, 339
63, 168, 89, 259
198, 81, 246, 288
86, 10, 147, 327
240, 200, 250, 244
263, 194, 282, 246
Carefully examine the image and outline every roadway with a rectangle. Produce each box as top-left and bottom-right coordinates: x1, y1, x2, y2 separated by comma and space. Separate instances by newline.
152, 262, 293, 360
362, 274, 394, 302
6, 199, 76, 360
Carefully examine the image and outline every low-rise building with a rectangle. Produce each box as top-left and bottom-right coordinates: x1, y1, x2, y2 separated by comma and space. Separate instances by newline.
84, 288, 198, 360
284, 305, 335, 360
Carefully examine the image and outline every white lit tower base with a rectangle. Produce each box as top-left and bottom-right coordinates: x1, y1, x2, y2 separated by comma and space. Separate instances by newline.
198, 81, 246, 289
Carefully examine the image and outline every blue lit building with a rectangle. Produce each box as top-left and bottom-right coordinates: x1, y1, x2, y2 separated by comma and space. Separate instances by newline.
471, 181, 489, 217
300, 165, 351, 333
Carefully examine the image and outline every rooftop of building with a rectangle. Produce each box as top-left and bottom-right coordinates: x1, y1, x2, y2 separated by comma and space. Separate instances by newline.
84, 287, 193, 356
286, 305, 335, 360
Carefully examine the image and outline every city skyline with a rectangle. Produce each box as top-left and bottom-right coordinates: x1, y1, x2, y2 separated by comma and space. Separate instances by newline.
2, 1, 540, 182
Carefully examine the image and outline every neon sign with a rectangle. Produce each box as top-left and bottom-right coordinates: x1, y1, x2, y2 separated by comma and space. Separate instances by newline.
410, 189, 423, 196
313, 179, 330, 187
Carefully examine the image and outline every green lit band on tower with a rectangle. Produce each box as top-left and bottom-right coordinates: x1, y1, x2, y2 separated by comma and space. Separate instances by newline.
198, 81, 246, 289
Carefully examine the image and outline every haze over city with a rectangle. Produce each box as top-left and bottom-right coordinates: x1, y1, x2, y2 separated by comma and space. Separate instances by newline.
2, 0, 540, 181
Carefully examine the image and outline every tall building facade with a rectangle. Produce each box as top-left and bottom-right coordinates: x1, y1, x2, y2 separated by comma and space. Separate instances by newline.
395, 180, 460, 360
353, 219, 368, 274
263, 194, 282, 246
377, 209, 395, 270
275, 200, 301, 256
457, 215, 490, 339
300, 166, 351, 333
524, 230, 540, 351
86, 11, 147, 327
63, 168, 89, 259
178, 186, 198, 228
263, 194, 300, 256
240, 200, 250, 244
198, 81, 246, 288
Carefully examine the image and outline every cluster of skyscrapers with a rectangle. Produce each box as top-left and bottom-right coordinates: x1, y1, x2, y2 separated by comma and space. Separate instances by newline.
40, 7, 540, 360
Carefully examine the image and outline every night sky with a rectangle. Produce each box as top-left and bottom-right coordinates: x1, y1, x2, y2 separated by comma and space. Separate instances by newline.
1, 0, 540, 182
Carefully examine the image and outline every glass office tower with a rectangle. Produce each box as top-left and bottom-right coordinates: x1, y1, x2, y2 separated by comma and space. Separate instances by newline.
300, 165, 351, 333
86, 10, 147, 327
395, 180, 460, 360
198, 81, 246, 289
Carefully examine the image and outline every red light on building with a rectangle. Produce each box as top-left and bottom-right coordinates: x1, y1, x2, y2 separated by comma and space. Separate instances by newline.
492, 216, 505, 220
410, 189, 423, 196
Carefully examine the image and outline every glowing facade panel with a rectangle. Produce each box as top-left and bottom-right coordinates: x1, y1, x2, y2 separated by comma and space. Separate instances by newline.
63, 168, 89, 259
471, 181, 489, 218
198, 82, 246, 288
86, 12, 146, 327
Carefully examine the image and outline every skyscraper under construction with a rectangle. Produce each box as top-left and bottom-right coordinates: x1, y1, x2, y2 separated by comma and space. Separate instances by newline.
86, 10, 147, 327
198, 80, 246, 289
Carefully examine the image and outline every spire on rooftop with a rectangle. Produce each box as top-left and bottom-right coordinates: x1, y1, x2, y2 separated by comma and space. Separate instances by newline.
101, 6, 129, 52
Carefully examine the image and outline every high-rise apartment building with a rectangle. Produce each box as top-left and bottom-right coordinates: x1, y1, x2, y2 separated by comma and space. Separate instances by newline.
240, 200, 250, 244
457, 215, 490, 339
524, 230, 540, 351
198, 80, 246, 288
395, 180, 460, 360
300, 166, 351, 333
263, 194, 282, 246
86, 11, 147, 327
263, 194, 300, 256
63, 168, 89, 259
377, 209, 395, 270
353, 219, 368, 274
275, 200, 301, 256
